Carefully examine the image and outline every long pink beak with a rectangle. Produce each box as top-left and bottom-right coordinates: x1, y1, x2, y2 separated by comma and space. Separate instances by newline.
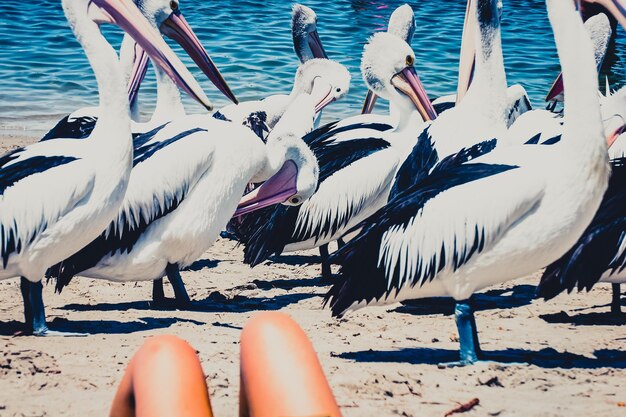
161, 11, 238, 104
456, 0, 476, 104
314, 89, 336, 114
90, 0, 212, 110
391, 67, 438, 121
127, 42, 149, 107
361, 90, 378, 115
233, 161, 299, 217
608, 124, 626, 148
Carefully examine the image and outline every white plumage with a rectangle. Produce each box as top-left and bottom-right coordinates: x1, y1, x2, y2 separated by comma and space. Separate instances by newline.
327, 0, 611, 366
1, 0, 208, 335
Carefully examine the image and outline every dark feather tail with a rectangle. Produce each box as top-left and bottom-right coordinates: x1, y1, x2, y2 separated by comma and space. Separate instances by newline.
325, 222, 388, 317
241, 205, 299, 267
46, 261, 77, 294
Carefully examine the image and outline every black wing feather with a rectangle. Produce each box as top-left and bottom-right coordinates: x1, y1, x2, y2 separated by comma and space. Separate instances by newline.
325, 140, 517, 317
40, 115, 98, 141
537, 157, 626, 299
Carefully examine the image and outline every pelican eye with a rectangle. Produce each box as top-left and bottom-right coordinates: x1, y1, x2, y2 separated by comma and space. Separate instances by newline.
170, 1, 179, 10
406, 55, 414, 66
336, 88, 341, 93
290, 196, 302, 205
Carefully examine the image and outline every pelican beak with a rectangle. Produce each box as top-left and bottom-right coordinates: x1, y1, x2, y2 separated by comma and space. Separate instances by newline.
127, 42, 149, 107
607, 126, 625, 148
88, 0, 213, 110
545, 73, 564, 103
233, 161, 299, 217
161, 10, 238, 104
605, 115, 626, 147
361, 90, 378, 115
456, 0, 476, 104
391, 66, 437, 121
314, 89, 336, 114
308, 29, 328, 59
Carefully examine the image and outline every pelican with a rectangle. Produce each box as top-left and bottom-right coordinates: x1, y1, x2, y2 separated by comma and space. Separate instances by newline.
41, 0, 237, 141
545, 0, 626, 106
361, 4, 416, 116
213, 4, 331, 138
326, 0, 615, 366
537, 157, 626, 314
47, 81, 334, 309
410, 0, 512, 161
1, 0, 209, 335
428, 0, 531, 125
235, 30, 437, 281
232, 4, 426, 281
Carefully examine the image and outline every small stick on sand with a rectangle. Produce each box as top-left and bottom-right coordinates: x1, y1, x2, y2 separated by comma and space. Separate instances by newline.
444, 398, 480, 416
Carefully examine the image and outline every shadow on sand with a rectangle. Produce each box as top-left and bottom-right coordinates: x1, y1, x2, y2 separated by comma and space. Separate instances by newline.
59, 291, 318, 314
183, 259, 220, 272
540, 310, 626, 326
251, 276, 331, 291
336, 347, 626, 369
268, 254, 321, 266
0, 316, 204, 336
393, 284, 536, 316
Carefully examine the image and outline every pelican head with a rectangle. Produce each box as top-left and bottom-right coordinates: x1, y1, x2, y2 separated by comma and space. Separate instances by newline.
361, 32, 436, 121
361, 4, 416, 114
233, 94, 320, 216
80, 0, 211, 109
127, 0, 238, 107
292, 59, 351, 114
292, 4, 328, 62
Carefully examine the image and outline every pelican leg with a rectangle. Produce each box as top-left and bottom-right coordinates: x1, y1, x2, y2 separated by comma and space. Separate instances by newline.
26, 279, 85, 337
166, 263, 191, 307
152, 278, 165, 304
611, 284, 622, 314
20, 277, 34, 332
151, 265, 191, 308
439, 299, 482, 367
319, 244, 333, 284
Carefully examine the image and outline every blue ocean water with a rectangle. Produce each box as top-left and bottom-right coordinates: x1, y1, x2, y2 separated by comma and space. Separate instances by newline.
0, 0, 624, 136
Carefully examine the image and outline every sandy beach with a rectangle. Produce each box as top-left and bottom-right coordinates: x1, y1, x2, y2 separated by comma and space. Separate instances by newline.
0, 135, 625, 417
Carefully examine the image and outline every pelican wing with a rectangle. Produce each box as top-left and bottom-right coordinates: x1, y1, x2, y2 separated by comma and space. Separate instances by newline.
538, 158, 626, 299
0, 146, 94, 267
49, 126, 212, 290
40, 115, 98, 142
327, 144, 543, 317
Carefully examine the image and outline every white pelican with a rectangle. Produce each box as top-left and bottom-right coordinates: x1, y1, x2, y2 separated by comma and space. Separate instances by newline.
326, 0, 615, 366
48, 84, 333, 309
41, 0, 237, 141
232, 4, 422, 281
429, 0, 531, 126
213, 4, 331, 138
361, 3, 416, 115
235, 31, 436, 281
2, 0, 209, 335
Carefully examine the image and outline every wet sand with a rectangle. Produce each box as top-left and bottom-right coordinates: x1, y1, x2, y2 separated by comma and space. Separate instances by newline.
0, 135, 625, 417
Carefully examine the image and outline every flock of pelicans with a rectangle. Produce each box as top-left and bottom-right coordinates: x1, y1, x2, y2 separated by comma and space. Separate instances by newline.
2, 0, 626, 367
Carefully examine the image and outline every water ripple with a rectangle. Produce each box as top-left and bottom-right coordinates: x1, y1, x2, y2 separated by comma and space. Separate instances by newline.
0, 0, 624, 135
